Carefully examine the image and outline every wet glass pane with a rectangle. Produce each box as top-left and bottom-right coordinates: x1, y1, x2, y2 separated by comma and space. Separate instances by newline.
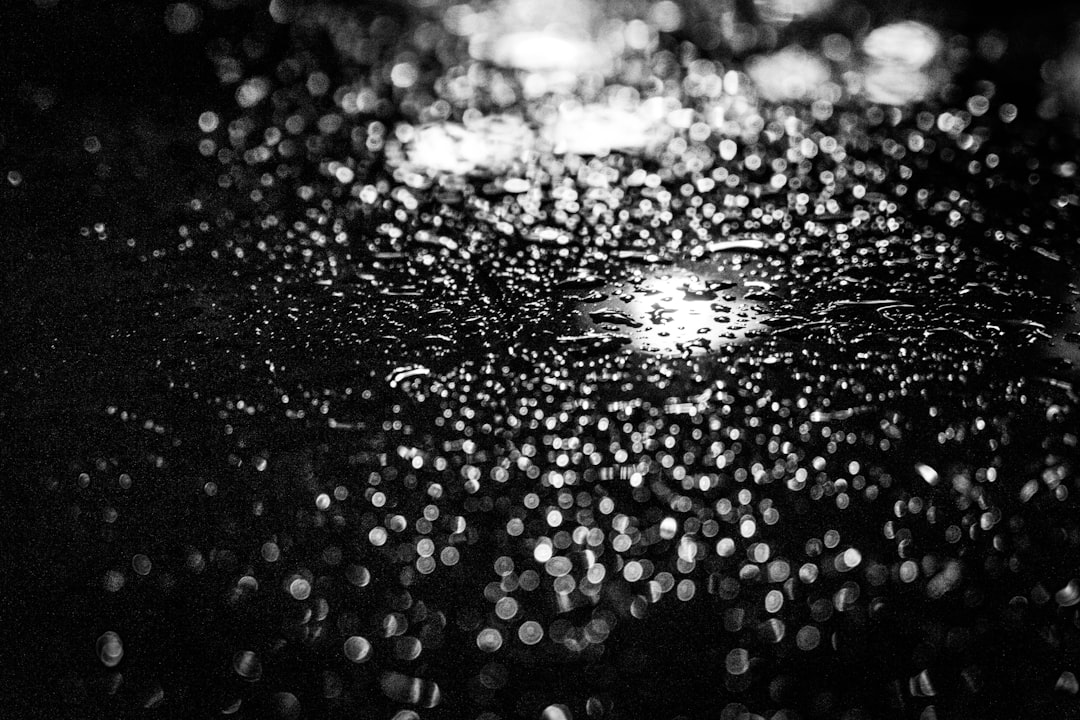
4, 1, 1080, 719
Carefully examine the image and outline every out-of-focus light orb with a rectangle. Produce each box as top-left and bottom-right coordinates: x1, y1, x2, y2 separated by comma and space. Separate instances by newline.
753, 0, 834, 26
490, 0, 594, 31
648, 1, 683, 32
861, 21, 942, 105
862, 65, 934, 106
164, 2, 201, 34
343, 636, 372, 663
268, 0, 300, 24
580, 264, 768, 356
544, 103, 670, 156
542, 704, 572, 720
97, 631, 124, 667
232, 650, 262, 681
518, 620, 544, 645
1039, 28, 1080, 118
747, 46, 832, 102
486, 31, 601, 73
533, 539, 554, 563
235, 77, 270, 108
467, 0, 607, 70
863, 21, 941, 69
399, 116, 534, 175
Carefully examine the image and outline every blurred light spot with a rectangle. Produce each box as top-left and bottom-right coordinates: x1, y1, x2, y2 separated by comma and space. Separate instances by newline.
391, 63, 419, 89
132, 554, 152, 576
344, 636, 372, 662
97, 631, 123, 667
289, 577, 311, 600
542, 704, 572, 720
165, 3, 201, 34
915, 462, 940, 485
748, 46, 831, 102
269, 0, 300, 24
796, 625, 821, 650
233, 650, 262, 681
864, 21, 941, 68
648, 1, 683, 32
862, 21, 942, 105
477, 628, 503, 652
236, 77, 270, 108
754, 0, 833, 26
518, 620, 544, 645
398, 116, 533, 176
726, 647, 750, 675
545, 104, 667, 156
487, 31, 604, 74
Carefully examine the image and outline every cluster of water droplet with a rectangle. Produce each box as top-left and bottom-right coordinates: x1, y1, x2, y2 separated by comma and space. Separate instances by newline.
44, 0, 1080, 718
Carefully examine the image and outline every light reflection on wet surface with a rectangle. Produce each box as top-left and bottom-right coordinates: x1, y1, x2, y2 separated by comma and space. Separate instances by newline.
577, 262, 769, 355
861, 21, 943, 106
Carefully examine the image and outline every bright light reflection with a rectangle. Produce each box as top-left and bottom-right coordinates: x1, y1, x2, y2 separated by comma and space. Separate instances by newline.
747, 46, 833, 102
544, 103, 672, 156
487, 31, 602, 73
466, 0, 614, 85
861, 21, 942, 105
397, 116, 534, 176
580, 264, 768, 356
753, 0, 834, 26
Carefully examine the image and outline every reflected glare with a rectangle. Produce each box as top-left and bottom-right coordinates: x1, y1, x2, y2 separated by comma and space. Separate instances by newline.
748, 46, 833, 102
754, 0, 834, 26
544, 102, 672, 156
861, 21, 943, 105
578, 263, 768, 356
395, 116, 534, 176
467, 0, 614, 85
487, 31, 602, 73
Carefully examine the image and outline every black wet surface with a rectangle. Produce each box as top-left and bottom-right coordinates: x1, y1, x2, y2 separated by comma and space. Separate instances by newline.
4, 1, 1080, 719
